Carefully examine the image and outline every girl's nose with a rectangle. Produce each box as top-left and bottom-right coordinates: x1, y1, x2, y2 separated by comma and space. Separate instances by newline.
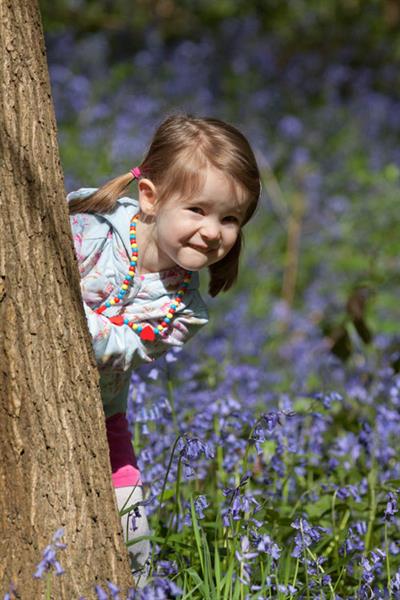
201, 218, 221, 242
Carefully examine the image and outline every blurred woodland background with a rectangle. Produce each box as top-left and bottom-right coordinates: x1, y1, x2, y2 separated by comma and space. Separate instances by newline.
40, 0, 400, 375
29, 3, 400, 596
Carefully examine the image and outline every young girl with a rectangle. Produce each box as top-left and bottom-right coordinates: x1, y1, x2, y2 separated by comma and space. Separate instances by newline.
67, 114, 261, 581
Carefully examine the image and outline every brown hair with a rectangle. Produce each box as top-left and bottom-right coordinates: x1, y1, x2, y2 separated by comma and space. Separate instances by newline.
69, 114, 261, 296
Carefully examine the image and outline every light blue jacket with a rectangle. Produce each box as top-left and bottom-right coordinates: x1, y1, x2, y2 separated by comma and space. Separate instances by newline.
68, 189, 209, 416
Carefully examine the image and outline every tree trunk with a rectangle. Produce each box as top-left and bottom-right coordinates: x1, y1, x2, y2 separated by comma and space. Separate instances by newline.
0, 1, 133, 597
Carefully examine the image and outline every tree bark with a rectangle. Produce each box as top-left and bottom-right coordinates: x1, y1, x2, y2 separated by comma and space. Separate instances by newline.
0, 1, 133, 597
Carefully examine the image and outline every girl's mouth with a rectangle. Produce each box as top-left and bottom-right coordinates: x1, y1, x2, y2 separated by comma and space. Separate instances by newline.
188, 244, 212, 253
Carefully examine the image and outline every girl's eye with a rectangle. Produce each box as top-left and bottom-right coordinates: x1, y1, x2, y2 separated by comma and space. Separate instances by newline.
222, 215, 239, 224
188, 207, 204, 215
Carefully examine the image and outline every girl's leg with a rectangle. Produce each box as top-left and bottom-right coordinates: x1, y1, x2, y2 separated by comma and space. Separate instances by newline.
115, 485, 150, 587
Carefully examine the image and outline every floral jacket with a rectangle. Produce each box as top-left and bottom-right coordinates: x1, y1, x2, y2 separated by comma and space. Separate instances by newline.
68, 188, 209, 417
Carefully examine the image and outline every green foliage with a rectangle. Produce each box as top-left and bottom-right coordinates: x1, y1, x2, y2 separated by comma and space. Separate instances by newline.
124, 366, 400, 598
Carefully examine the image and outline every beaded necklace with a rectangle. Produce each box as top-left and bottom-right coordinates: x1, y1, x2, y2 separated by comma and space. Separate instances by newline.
95, 213, 192, 342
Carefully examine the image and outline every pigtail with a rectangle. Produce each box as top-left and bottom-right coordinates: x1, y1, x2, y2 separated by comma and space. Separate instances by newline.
208, 235, 242, 297
68, 171, 139, 215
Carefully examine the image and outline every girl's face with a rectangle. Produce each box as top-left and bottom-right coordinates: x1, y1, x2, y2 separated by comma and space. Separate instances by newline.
146, 167, 251, 272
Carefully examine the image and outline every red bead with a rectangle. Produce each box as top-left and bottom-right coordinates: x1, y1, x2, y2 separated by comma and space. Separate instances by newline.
109, 315, 124, 326
140, 325, 156, 341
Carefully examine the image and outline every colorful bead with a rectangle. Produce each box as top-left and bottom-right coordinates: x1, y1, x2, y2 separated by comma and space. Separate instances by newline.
94, 213, 192, 339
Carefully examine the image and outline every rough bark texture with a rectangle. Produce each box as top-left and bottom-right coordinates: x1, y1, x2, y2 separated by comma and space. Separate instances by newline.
0, 1, 133, 597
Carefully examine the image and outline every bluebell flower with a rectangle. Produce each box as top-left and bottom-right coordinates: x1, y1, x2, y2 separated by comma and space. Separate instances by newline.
291, 517, 326, 558
322, 574, 332, 586
390, 569, 400, 593
2, 583, 17, 600
147, 368, 159, 381
138, 577, 183, 598
390, 541, 400, 555
336, 484, 363, 503
33, 528, 66, 579
165, 349, 180, 363
235, 536, 257, 585
194, 495, 208, 519
303, 555, 327, 575
251, 410, 295, 454
360, 548, 385, 585
235, 536, 258, 563
94, 585, 108, 600
276, 583, 297, 594
107, 581, 120, 599
384, 491, 398, 522
254, 533, 281, 560
341, 521, 366, 555
358, 421, 373, 455
176, 435, 214, 479
183, 510, 192, 527
222, 476, 260, 523
155, 560, 178, 577
279, 115, 303, 139
312, 391, 343, 409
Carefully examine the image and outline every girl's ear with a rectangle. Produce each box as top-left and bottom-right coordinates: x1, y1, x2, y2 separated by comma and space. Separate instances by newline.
138, 178, 158, 216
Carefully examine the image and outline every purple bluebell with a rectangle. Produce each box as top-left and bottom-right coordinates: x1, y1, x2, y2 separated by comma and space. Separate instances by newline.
33, 528, 66, 579
2, 583, 17, 600
138, 577, 183, 598
384, 491, 398, 522
390, 569, 400, 593
235, 536, 257, 584
107, 581, 120, 599
291, 517, 326, 558
312, 391, 343, 409
360, 548, 385, 585
358, 421, 373, 455
253, 533, 281, 560
222, 476, 258, 523
336, 484, 363, 503
279, 115, 303, 139
94, 585, 108, 600
193, 495, 208, 520
303, 555, 327, 576
390, 541, 400, 555
341, 522, 367, 555
276, 584, 297, 594
155, 560, 178, 577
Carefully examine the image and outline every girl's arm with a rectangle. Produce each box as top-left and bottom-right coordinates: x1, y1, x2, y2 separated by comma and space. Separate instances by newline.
82, 301, 154, 371
82, 290, 208, 372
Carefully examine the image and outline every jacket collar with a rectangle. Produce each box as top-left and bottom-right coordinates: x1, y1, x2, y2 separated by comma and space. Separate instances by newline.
99, 197, 139, 258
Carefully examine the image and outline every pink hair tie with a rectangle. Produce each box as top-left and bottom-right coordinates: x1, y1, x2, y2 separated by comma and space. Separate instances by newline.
130, 167, 142, 179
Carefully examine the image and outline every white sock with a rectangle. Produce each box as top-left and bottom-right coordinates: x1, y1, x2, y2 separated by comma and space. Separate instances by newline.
115, 485, 150, 587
